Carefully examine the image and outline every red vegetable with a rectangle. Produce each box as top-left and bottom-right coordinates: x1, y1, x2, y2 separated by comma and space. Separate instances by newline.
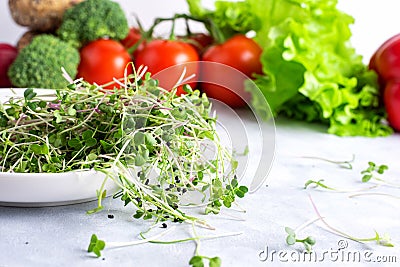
384, 80, 400, 131
178, 33, 214, 55
120, 27, 144, 59
0, 43, 18, 87
77, 39, 132, 89
370, 33, 400, 131
201, 35, 262, 108
135, 39, 199, 95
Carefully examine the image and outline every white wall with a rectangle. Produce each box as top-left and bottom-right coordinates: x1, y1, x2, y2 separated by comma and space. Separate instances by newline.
1, 0, 399, 62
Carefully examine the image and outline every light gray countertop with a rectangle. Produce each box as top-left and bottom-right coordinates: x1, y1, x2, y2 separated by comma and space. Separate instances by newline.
1, 114, 399, 267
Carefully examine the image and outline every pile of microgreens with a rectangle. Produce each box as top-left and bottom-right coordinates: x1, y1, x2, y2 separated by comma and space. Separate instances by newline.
0, 65, 248, 264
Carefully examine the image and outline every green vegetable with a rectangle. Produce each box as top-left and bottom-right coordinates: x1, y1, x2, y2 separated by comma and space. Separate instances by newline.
7, 35, 79, 89
57, 0, 129, 48
187, 0, 393, 137
0, 71, 246, 225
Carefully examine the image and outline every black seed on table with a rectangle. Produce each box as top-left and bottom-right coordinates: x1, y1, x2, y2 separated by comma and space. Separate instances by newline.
108, 214, 114, 219
25, 242, 29, 245
160, 223, 167, 228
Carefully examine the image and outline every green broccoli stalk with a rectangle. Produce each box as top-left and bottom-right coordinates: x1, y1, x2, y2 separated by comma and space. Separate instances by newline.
8, 35, 80, 89
57, 0, 129, 48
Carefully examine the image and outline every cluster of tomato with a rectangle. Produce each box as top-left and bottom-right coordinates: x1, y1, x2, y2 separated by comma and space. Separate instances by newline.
79, 27, 263, 108
369, 34, 400, 131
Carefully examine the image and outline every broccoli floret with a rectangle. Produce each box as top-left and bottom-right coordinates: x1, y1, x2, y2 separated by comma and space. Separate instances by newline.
8, 35, 80, 89
57, 0, 129, 48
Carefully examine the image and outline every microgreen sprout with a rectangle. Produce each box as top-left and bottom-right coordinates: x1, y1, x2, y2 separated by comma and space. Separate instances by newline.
308, 195, 394, 247
304, 179, 336, 191
361, 162, 389, 183
284, 217, 320, 252
87, 226, 177, 258
285, 227, 316, 252
304, 179, 379, 193
189, 255, 221, 267
88, 234, 105, 257
300, 154, 355, 169
349, 192, 400, 201
87, 222, 241, 266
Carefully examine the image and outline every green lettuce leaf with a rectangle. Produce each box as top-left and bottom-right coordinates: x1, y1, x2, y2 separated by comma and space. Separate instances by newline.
187, 0, 261, 42
187, 0, 393, 137
247, 0, 392, 136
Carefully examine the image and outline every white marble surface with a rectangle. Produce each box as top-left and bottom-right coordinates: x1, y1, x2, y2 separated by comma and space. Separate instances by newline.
1, 110, 399, 266
1, 1, 400, 266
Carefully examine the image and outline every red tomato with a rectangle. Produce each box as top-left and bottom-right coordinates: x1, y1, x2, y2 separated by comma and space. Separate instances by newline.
120, 27, 144, 58
179, 33, 214, 55
201, 35, 262, 108
372, 33, 400, 82
77, 39, 132, 89
135, 39, 199, 95
0, 43, 18, 87
384, 80, 400, 131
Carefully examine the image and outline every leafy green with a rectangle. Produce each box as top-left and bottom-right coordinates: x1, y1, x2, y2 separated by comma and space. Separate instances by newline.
249, 0, 391, 136
187, 0, 393, 137
187, 0, 261, 42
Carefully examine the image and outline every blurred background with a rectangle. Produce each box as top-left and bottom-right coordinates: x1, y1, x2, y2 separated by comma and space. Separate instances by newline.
1, 0, 399, 63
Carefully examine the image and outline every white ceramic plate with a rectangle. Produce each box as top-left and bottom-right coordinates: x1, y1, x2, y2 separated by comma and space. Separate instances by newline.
0, 88, 119, 207
0, 170, 119, 207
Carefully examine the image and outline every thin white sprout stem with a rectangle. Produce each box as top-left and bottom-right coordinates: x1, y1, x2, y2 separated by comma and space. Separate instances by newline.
295, 216, 324, 233
107, 226, 177, 248
349, 192, 400, 200
173, 66, 187, 89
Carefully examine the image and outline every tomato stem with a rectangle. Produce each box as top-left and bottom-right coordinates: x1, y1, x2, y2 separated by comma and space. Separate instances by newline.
146, 14, 207, 40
